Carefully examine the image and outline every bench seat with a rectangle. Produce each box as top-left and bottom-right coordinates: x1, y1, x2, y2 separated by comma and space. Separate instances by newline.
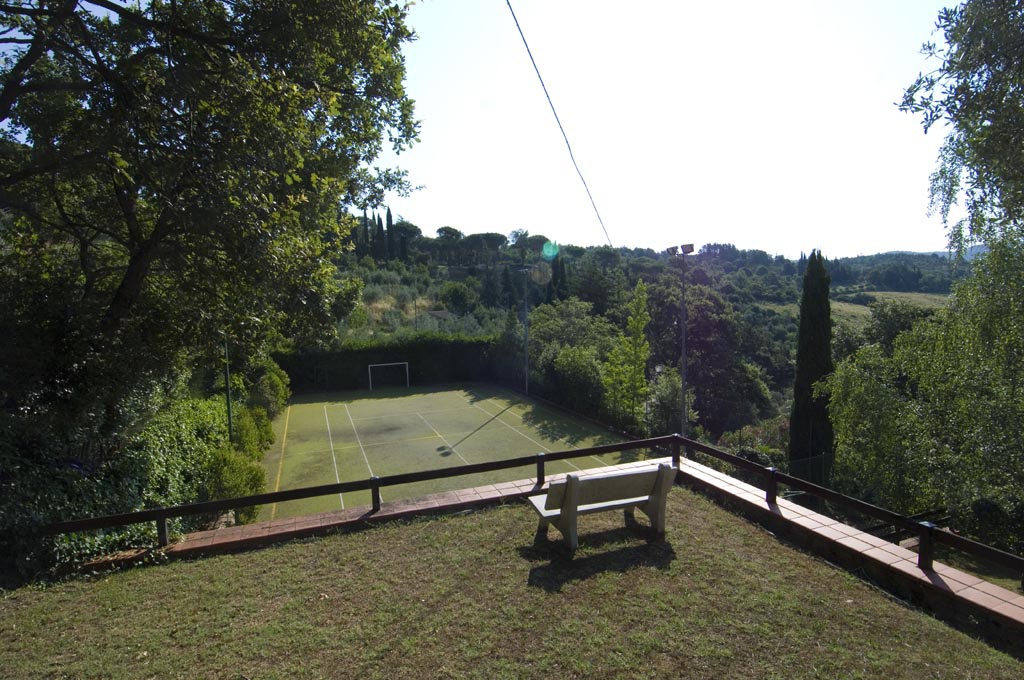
528, 463, 675, 550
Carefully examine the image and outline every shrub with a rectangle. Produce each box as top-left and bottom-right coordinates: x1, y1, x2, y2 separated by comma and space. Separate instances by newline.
207, 446, 266, 524
248, 359, 290, 419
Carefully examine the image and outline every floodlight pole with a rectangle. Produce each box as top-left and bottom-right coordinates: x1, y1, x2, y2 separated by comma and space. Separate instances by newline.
224, 340, 233, 440
521, 267, 530, 395
668, 245, 695, 438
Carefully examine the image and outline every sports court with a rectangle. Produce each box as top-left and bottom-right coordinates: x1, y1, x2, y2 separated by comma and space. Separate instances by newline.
260, 384, 654, 521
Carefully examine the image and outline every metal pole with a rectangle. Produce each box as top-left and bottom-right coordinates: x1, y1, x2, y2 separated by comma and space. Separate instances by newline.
522, 268, 530, 395
680, 263, 687, 439
224, 340, 233, 440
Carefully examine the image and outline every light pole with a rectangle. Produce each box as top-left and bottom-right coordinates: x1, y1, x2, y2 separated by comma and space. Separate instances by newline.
667, 244, 694, 438
519, 267, 531, 395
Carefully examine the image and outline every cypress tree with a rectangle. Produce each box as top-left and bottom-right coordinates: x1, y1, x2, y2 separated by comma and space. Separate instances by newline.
788, 249, 834, 486
385, 207, 395, 261
362, 208, 374, 256
373, 213, 386, 261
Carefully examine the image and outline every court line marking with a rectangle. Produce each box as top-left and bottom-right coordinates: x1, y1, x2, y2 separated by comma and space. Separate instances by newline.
270, 405, 291, 521
477, 393, 611, 467
344, 403, 379, 500
346, 404, 482, 422
324, 405, 344, 509
464, 399, 582, 471
418, 414, 471, 466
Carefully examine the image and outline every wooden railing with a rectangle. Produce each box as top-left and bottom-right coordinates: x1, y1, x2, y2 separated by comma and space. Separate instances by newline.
44, 434, 1024, 587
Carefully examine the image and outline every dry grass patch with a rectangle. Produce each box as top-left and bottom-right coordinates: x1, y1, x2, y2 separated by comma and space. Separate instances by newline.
2, 488, 1020, 679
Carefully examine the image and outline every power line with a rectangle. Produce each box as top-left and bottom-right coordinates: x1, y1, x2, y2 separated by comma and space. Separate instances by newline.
505, 0, 613, 248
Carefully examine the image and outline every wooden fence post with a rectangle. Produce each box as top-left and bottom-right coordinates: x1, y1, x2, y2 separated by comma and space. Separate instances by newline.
765, 467, 778, 505
157, 513, 169, 547
371, 476, 381, 512
671, 437, 680, 468
918, 521, 936, 571
536, 453, 545, 487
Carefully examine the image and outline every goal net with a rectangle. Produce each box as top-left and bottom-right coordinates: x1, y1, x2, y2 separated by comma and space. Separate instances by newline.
368, 362, 410, 390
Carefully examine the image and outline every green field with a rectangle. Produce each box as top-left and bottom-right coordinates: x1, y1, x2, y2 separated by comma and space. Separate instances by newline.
260, 385, 646, 520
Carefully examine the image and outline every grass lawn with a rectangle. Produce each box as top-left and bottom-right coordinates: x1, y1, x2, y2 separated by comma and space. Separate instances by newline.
2, 489, 1020, 679
260, 385, 640, 521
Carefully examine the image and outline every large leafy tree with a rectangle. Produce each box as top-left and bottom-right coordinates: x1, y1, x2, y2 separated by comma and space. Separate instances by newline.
0, 2, 416, 495
788, 250, 833, 485
828, 241, 1024, 550
901, 0, 1024, 250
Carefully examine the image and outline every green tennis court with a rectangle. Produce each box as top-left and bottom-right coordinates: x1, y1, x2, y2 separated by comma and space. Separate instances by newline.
259, 384, 654, 520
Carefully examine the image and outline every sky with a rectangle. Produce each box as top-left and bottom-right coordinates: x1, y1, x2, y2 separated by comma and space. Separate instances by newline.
376, 0, 956, 260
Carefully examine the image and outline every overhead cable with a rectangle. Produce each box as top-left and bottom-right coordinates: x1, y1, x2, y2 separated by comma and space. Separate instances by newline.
505, 0, 613, 247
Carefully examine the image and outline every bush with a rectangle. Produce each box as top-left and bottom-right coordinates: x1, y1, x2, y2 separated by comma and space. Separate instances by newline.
248, 359, 290, 419
207, 446, 266, 524
232, 406, 274, 461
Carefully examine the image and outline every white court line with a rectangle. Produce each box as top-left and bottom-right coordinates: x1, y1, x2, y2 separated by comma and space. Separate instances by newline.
344, 403, 379, 501
418, 414, 471, 466
481, 395, 612, 467
349, 405, 480, 422
323, 406, 344, 509
464, 399, 582, 471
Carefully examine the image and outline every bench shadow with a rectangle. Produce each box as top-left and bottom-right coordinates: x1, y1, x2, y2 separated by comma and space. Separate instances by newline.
519, 525, 676, 593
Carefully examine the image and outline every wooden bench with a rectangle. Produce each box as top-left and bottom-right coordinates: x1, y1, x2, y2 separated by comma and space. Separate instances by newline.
528, 463, 675, 550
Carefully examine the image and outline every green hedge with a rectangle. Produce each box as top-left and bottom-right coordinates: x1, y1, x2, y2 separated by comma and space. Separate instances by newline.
277, 333, 497, 391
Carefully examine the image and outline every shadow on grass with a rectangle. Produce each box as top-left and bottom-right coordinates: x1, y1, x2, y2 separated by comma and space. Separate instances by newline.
519, 523, 676, 593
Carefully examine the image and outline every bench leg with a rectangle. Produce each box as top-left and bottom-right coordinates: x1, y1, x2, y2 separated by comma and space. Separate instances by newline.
565, 520, 578, 551
534, 517, 549, 542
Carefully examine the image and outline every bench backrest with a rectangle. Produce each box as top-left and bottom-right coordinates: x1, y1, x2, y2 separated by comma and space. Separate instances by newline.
544, 464, 671, 510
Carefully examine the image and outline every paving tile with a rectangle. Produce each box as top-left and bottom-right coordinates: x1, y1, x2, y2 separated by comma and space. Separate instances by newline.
836, 535, 875, 553
960, 587, 1007, 610
889, 559, 928, 580
812, 525, 847, 542
856, 533, 891, 548
790, 515, 825, 530
877, 542, 918, 560
932, 564, 984, 587
994, 601, 1024, 623
921, 570, 972, 593
863, 546, 905, 566
972, 579, 1022, 603
831, 523, 864, 537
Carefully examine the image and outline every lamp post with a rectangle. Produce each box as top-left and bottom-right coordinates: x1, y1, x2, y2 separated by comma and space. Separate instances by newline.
520, 267, 531, 395
667, 244, 694, 438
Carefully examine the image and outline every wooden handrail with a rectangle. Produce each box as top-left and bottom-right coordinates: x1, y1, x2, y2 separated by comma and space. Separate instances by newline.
41, 433, 1024, 584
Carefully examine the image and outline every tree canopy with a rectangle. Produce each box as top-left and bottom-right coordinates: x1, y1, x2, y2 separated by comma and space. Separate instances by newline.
901, 0, 1024, 250
0, 1, 417, 464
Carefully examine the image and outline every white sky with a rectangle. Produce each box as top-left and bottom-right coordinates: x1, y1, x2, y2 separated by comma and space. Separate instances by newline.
376, 0, 955, 259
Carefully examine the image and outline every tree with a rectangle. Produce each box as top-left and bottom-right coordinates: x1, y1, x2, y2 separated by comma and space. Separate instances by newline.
901, 0, 1024, 251
438, 281, 477, 316
436, 226, 464, 265
385, 207, 396, 261
0, 1, 417, 567
828, 241, 1024, 550
863, 299, 934, 354
602, 280, 651, 431
788, 250, 834, 485
373, 214, 387, 260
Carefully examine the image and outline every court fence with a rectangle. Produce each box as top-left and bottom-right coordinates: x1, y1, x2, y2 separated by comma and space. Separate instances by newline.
43, 434, 1024, 587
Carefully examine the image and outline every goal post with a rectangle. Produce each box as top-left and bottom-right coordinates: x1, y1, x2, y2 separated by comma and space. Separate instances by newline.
368, 362, 410, 390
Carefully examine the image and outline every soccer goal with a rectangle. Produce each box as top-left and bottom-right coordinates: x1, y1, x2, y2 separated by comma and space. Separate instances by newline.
368, 362, 410, 390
